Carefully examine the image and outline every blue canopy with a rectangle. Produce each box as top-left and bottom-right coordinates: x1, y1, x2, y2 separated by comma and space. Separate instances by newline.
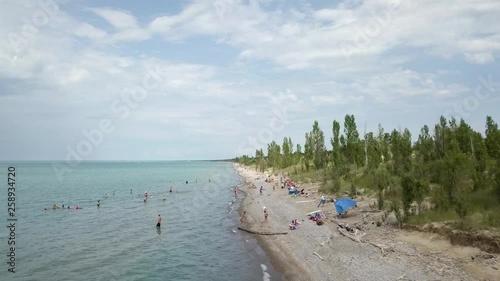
334, 198, 357, 214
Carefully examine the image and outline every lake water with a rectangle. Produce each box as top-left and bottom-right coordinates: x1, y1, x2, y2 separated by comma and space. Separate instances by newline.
0, 161, 282, 281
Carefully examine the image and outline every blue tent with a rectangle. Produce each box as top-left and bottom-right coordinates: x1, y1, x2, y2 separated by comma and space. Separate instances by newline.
334, 198, 357, 214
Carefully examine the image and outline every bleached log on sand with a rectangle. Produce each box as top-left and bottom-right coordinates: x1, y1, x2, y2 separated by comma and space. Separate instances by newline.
337, 227, 361, 243
367, 241, 391, 256
313, 252, 325, 261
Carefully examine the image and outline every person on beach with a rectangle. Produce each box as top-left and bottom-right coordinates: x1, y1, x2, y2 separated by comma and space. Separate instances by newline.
97, 200, 100, 207
318, 195, 326, 207
234, 187, 238, 198
260, 186, 263, 195
240, 211, 246, 225
263, 207, 268, 223
157, 214, 162, 227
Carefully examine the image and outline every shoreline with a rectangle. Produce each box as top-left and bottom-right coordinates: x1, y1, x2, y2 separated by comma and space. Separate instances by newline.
233, 163, 499, 281
236, 166, 311, 281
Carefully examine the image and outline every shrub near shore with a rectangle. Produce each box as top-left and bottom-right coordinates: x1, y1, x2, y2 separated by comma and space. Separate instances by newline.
236, 114, 500, 231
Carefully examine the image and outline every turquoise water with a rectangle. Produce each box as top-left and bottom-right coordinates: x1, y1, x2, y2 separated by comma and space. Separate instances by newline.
0, 161, 281, 281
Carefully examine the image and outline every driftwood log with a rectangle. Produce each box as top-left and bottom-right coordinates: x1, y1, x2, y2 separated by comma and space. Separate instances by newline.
337, 227, 362, 243
337, 228, 391, 256
237, 227, 288, 235
313, 252, 325, 261
367, 241, 391, 256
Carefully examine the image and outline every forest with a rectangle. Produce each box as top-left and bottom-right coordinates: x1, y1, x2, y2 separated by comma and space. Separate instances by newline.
237, 115, 500, 229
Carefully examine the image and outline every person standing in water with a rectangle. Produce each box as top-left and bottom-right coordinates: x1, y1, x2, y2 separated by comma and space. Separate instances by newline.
157, 215, 162, 227
169, 186, 172, 193
97, 200, 100, 208
234, 187, 238, 198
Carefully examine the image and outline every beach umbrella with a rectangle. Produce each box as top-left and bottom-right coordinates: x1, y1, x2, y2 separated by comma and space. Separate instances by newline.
334, 198, 357, 214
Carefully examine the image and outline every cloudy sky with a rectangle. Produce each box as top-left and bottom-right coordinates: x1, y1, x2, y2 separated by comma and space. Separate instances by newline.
1, 0, 499, 161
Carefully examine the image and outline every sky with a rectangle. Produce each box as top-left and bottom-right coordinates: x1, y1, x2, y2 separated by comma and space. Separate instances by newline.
0, 0, 499, 161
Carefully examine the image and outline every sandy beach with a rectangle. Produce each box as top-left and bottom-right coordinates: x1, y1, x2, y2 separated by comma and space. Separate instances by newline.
235, 164, 500, 281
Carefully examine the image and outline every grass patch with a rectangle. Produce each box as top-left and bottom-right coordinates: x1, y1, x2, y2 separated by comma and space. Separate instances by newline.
407, 209, 459, 225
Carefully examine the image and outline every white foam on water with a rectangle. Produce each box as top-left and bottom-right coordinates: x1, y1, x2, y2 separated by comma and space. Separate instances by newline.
261, 264, 271, 281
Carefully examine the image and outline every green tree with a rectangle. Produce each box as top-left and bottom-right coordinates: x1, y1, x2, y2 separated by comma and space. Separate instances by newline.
401, 176, 415, 222
377, 124, 390, 163
331, 120, 342, 167
389, 128, 412, 176
485, 116, 500, 160
414, 125, 434, 163
304, 133, 313, 171
343, 114, 362, 165
295, 144, 302, 166
375, 167, 389, 210
282, 137, 294, 168
365, 132, 381, 171
308, 121, 327, 169
255, 149, 266, 172
267, 141, 281, 170
495, 167, 500, 202
441, 140, 474, 208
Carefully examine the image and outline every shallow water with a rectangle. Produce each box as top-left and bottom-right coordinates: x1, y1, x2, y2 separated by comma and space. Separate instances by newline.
0, 161, 282, 281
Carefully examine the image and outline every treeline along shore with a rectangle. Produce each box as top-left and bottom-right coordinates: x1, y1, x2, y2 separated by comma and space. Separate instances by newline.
236, 114, 500, 231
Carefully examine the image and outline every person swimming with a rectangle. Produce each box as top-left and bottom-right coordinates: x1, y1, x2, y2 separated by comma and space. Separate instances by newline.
169, 186, 172, 193
157, 214, 162, 227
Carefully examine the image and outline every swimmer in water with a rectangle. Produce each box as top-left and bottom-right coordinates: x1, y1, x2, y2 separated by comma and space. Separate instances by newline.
169, 186, 172, 193
157, 214, 162, 227
97, 200, 100, 207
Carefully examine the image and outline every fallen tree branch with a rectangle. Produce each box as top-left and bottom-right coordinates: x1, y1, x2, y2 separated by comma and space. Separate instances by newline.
367, 241, 389, 256
337, 228, 392, 256
337, 227, 362, 243
313, 252, 325, 261
237, 227, 288, 235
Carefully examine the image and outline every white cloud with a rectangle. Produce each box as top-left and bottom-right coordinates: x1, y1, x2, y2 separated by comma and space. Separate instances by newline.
89, 7, 138, 29
0, 0, 498, 160
75, 22, 107, 39
311, 95, 364, 105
